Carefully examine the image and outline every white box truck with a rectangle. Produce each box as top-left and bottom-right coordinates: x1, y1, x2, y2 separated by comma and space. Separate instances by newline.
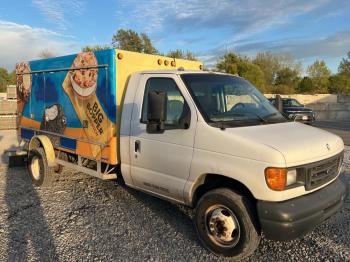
16, 49, 347, 260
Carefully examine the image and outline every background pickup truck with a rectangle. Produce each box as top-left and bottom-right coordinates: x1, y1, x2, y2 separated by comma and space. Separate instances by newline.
16, 49, 347, 260
268, 97, 316, 124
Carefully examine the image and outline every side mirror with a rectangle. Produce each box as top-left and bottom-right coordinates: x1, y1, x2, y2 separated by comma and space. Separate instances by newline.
147, 91, 167, 134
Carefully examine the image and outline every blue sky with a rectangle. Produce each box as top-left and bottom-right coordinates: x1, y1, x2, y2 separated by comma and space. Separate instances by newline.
0, 0, 349, 73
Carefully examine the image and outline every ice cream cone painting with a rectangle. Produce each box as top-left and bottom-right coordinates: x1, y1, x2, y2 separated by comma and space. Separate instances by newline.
16, 62, 32, 115
62, 51, 116, 158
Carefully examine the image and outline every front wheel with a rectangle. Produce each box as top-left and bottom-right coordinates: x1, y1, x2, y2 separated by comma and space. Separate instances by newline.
194, 188, 260, 260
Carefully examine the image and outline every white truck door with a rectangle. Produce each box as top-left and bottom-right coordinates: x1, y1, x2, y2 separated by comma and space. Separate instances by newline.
129, 74, 197, 202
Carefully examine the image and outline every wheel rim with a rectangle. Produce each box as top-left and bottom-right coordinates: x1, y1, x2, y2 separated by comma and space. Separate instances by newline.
204, 204, 241, 248
31, 156, 40, 180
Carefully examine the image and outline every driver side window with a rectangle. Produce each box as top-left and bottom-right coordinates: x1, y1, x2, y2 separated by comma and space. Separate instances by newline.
141, 78, 187, 128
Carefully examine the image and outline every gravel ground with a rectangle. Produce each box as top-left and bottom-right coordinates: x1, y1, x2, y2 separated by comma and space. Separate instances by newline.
0, 150, 349, 261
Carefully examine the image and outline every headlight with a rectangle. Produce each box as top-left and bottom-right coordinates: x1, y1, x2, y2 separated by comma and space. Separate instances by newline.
286, 169, 297, 186
265, 168, 298, 191
288, 114, 295, 119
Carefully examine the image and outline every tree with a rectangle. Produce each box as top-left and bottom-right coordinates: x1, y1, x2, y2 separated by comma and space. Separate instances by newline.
82, 45, 110, 52
338, 51, 350, 76
0, 67, 15, 92
253, 52, 280, 87
329, 74, 350, 95
297, 76, 313, 93
111, 29, 158, 54
216, 53, 240, 74
167, 49, 197, 60
216, 53, 267, 92
239, 61, 267, 92
38, 49, 56, 58
0, 68, 9, 92
274, 67, 300, 94
307, 60, 331, 93
140, 33, 157, 55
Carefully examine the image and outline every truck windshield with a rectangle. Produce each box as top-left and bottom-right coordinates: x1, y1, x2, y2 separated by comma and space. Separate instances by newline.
181, 74, 287, 127
283, 99, 303, 107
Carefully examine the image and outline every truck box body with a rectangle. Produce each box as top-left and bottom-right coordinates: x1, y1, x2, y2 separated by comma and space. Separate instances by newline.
17, 49, 203, 164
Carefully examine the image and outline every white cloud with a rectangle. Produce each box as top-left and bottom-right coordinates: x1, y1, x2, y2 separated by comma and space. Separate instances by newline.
116, 0, 330, 38
32, 0, 84, 29
0, 21, 79, 70
232, 30, 350, 60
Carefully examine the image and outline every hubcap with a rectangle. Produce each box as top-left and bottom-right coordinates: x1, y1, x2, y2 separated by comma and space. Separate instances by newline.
31, 156, 40, 180
205, 205, 240, 247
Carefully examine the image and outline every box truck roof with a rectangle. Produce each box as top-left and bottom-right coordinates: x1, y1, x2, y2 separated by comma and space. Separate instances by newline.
114, 49, 203, 113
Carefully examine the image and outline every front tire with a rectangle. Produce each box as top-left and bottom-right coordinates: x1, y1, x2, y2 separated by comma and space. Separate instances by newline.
28, 148, 54, 187
194, 188, 260, 260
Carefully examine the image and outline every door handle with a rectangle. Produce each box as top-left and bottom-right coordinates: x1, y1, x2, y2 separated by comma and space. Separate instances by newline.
135, 140, 141, 153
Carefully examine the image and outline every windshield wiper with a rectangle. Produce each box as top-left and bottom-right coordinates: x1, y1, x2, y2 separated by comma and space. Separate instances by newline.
243, 112, 268, 124
263, 112, 277, 119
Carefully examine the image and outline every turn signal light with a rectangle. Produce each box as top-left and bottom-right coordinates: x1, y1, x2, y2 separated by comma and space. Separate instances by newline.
265, 168, 287, 191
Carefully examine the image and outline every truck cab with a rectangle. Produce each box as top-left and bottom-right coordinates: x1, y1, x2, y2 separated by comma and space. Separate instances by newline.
120, 70, 346, 259
17, 50, 346, 260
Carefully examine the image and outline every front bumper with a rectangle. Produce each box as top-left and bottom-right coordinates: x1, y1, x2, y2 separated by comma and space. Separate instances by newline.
287, 113, 315, 124
257, 178, 347, 241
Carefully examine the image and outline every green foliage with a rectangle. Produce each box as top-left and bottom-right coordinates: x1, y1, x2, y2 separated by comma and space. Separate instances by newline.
82, 45, 110, 52
0, 67, 15, 92
275, 68, 299, 86
338, 51, 350, 76
297, 77, 313, 93
140, 33, 158, 55
216, 53, 267, 92
307, 60, 331, 93
111, 29, 158, 54
167, 49, 197, 61
274, 68, 300, 94
329, 74, 350, 94
253, 52, 280, 87
239, 61, 267, 92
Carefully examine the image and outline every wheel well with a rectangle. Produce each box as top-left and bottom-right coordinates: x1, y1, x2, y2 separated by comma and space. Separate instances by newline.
192, 174, 256, 207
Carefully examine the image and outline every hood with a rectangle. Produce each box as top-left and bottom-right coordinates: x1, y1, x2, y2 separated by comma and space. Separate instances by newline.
225, 122, 344, 166
283, 107, 313, 112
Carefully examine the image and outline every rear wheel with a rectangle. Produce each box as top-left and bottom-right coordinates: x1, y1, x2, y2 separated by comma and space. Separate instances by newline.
194, 188, 260, 260
28, 148, 54, 187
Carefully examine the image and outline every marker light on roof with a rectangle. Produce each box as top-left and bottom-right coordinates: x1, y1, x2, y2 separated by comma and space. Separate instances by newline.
117, 53, 123, 60
157, 59, 163, 65
164, 60, 169, 66
171, 61, 176, 67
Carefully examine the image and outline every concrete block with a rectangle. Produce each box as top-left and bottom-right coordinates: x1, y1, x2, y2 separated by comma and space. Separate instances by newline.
0, 115, 17, 129
0, 100, 17, 114
338, 95, 350, 103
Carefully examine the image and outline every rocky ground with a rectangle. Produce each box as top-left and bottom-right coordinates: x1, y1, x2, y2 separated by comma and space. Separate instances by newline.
0, 150, 349, 261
